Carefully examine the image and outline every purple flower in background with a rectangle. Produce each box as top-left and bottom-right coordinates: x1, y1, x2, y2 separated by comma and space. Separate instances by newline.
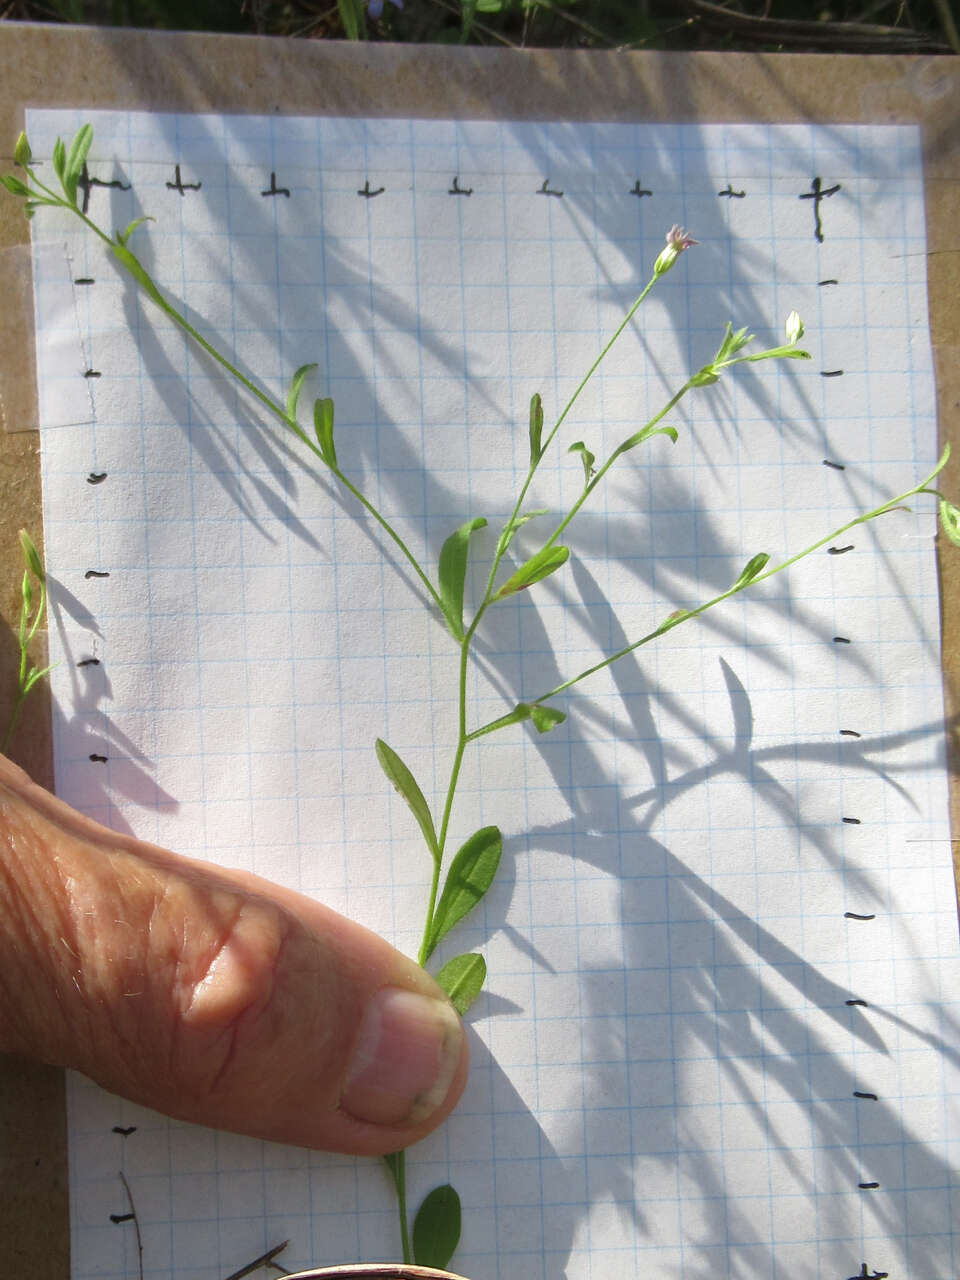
368, 0, 402, 17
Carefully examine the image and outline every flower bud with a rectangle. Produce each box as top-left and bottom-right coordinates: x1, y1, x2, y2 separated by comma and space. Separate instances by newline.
785, 310, 804, 344
19, 529, 44, 581
654, 224, 698, 277
14, 132, 31, 168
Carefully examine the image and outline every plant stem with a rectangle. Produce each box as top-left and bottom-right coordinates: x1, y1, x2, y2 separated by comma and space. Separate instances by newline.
385, 1151, 412, 1264
543, 378, 693, 552
418, 632, 472, 966
24, 170, 447, 624
482, 273, 658, 602
469, 453, 949, 728
2, 692, 26, 754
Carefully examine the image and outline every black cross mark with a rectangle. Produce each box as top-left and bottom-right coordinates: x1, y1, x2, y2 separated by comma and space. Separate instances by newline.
847, 1266, 888, 1280
166, 164, 202, 196
630, 179, 652, 197
261, 172, 290, 198
448, 176, 472, 196
718, 183, 745, 198
358, 179, 384, 198
77, 163, 131, 215
799, 176, 841, 243
537, 178, 563, 198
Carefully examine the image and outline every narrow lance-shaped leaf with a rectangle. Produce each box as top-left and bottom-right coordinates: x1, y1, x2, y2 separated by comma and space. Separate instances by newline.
496, 543, 569, 599
437, 515, 488, 642
0, 175, 30, 197
375, 738, 439, 861
116, 216, 154, 249
62, 123, 93, 207
412, 1184, 461, 1271
529, 391, 544, 466
731, 552, 770, 591
286, 362, 317, 421
568, 440, 595, 486
434, 952, 486, 1015
495, 507, 548, 558
313, 397, 337, 467
111, 244, 165, 307
52, 136, 66, 184
611, 423, 678, 462
424, 825, 501, 960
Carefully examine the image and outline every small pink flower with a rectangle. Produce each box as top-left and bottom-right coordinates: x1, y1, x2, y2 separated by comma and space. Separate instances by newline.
665, 224, 698, 252
654, 224, 698, 276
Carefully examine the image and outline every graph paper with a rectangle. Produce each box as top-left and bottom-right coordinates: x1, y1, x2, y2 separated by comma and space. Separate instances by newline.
26, 108, 958, 1280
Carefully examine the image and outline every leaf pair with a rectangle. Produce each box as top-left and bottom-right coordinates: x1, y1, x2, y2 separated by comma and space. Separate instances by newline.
287, 363, 337, 466
512, 701, 566, 734
52, 124, 93, 208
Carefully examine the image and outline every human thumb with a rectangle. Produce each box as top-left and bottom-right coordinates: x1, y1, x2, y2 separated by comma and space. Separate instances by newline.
0, 753, 467, 1155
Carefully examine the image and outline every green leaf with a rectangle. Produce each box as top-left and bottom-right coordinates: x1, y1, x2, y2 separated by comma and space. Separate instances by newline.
713, 322, 752, 364
52, 137, 66, 183
530, 703, 566, 734
62, 123, 93, 207
0, 174, 30, 197
510, 701, 566, 734
940, 498, 960, 548
437, 515, 487, 641
611, 423, 678, 461
286, 362, 317, 422
313, 397, 337, 467
495, 507, 548, 558
424, 825, 502, 960
14, 132, 31, 168
21, 569, 32, 613
529, 392, 544, 466
375, 738, 438, 860
111, 243, 165, 307
337, 0, 366, 39
496, 544, 569, 598
115, 216, 154, 248
412, 1184, 461, 1271
731, 552, 770, 591
434, 952, 486, 1015
568, 440, 595, 485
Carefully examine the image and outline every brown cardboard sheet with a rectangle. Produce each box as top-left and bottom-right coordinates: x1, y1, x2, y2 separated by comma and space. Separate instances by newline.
0, 25, 957, 1274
